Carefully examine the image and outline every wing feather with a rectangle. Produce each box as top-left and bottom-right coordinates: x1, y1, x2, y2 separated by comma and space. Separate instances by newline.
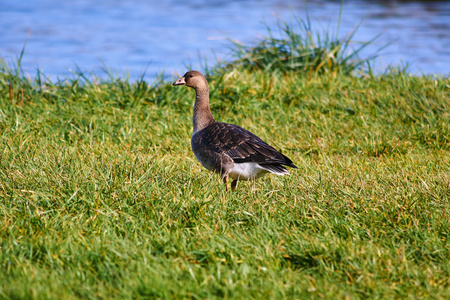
194, 122, 297, 168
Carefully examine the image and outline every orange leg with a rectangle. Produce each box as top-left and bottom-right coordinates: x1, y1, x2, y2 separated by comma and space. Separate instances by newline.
223, 176, 229, 191
231, 179, 238, 192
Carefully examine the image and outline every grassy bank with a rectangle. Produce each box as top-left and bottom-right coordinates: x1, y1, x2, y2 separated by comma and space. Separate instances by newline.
1, 13, 450, 296
1, 65, 449, 298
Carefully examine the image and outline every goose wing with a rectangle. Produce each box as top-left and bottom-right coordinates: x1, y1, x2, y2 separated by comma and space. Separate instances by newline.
193, 122, 297, 168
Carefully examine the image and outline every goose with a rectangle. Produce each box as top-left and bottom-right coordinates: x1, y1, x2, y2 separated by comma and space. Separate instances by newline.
173, 70, 297, 191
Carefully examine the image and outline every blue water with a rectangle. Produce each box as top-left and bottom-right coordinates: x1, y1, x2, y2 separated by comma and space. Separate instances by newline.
1, 0, 449, 81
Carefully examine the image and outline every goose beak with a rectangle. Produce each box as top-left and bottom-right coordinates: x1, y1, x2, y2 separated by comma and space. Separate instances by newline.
172, 76, 186, 86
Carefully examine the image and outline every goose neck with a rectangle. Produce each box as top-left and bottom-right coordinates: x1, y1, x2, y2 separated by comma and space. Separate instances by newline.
193, 87, 214, 133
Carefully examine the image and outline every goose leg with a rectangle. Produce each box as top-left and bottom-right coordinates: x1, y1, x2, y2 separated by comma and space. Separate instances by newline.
231, 179, 238, 192
223, 176, 229, 191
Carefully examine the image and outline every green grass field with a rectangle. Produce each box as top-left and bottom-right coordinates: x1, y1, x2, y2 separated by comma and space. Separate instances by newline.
1, 23, 450, 298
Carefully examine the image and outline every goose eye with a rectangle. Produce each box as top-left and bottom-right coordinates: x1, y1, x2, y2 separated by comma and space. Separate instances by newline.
189, 74, 193, 78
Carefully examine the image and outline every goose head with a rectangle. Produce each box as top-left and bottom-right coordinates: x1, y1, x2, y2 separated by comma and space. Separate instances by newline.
172, 70, 208, 90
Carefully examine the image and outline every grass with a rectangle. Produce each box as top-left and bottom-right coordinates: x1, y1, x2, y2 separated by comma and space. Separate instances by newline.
225, 11, 384, 75
1, 19, 450, 299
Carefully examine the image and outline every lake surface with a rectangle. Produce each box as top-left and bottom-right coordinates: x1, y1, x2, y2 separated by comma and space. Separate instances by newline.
1, 0, 449, 81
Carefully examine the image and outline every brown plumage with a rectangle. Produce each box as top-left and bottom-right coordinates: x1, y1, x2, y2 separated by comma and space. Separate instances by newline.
173, 70, 297, 191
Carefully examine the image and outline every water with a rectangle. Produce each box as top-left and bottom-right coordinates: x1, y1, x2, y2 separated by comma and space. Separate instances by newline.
1, 0, 449, 81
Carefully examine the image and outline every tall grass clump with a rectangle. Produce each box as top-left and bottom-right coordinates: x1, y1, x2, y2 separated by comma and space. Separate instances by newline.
226, 12, 383, 75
